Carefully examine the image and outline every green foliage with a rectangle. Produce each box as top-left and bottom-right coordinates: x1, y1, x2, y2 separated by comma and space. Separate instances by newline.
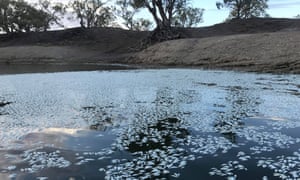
131, 18, 152, 31
116, 0, 152, 31
11, 0, 48, 32
132, 0, 146, 9
70, 0, 115, 28
117, 0, 136, 29
173, 7, 204, 27
36, 0, 66, 30
0, 0, 53, 33
121, 0, 204, 30
216, 0, 269, 19
0, 0, 12, 33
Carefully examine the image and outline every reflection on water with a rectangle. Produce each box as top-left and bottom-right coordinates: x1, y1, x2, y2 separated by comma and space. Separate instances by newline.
214, 85, 261, 143
81, 105, 117, 131
103, 88, 192, 179
122, 117, 189, 153
0, 69, 300, 179
107, 117, 191, 179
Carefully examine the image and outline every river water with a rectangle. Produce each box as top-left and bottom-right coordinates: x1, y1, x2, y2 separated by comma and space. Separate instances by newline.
0, 69, 300, 179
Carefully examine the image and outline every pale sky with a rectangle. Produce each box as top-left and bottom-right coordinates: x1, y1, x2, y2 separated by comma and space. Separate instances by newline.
26, 0, 300, 27
192, 0, 300, 26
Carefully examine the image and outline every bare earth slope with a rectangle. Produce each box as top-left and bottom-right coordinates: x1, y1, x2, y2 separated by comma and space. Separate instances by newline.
1, 18, 300, 73
0, 27, 147, 65
131, 31, 300, 73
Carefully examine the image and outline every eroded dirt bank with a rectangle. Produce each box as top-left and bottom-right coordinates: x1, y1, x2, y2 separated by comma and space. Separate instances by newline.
130, 31, 300, 74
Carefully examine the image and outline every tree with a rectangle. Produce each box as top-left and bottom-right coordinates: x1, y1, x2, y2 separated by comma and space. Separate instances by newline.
36, 0, 66, 31
131, 18, 152, 31
216, 0, 268, 19
1, 0, 52, 33
0, 0, 12, 33
11, 0, 49, 32
116, 0, 152, 31
121, 0, 203, 42
116, 0, 136, 30
70, 0, 115, 28
129, 0, 202, 30
173, 6, 204, 27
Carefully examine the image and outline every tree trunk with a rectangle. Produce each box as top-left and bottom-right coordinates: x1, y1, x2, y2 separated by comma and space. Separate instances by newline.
80, 15, 85, 28
3, 9, 10, 33
135, 0, 181, 49
146, 1, 179, 41
234, 0, 242, 19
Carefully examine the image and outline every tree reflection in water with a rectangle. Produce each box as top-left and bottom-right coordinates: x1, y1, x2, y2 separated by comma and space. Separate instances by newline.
214, 86, 261, 142
124, 117, 189, 153
105, 88, 192, 179
106, 116, 191, 179
80, 105, 123, 131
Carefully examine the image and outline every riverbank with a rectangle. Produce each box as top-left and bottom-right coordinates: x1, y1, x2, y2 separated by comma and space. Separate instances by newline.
131, 31, 300, 74
1, 18, 300, 74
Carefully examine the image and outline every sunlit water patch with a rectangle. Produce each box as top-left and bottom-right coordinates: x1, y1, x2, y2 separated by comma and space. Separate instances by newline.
1, 69, 300, 179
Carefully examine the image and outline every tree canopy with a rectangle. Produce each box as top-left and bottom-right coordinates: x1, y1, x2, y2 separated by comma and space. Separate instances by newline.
1, 0, 205, 34
122, 0, 204, 30
36, 0, 66, 30
0, 0, 52, 33
116, 0, 204, 43
116, 0, 153, 31
0, 0, 273, 40
173, 6, 204, 28
0, 0, 11, 33
70, 0, 115, 28
216, 0, 268, 19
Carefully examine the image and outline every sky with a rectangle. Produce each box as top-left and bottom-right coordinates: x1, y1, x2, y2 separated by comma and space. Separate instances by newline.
26, 0, 300, 27
194, 0, 300, 26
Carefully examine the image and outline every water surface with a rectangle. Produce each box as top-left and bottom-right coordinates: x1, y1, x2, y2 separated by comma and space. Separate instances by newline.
0, 69, 300, 179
